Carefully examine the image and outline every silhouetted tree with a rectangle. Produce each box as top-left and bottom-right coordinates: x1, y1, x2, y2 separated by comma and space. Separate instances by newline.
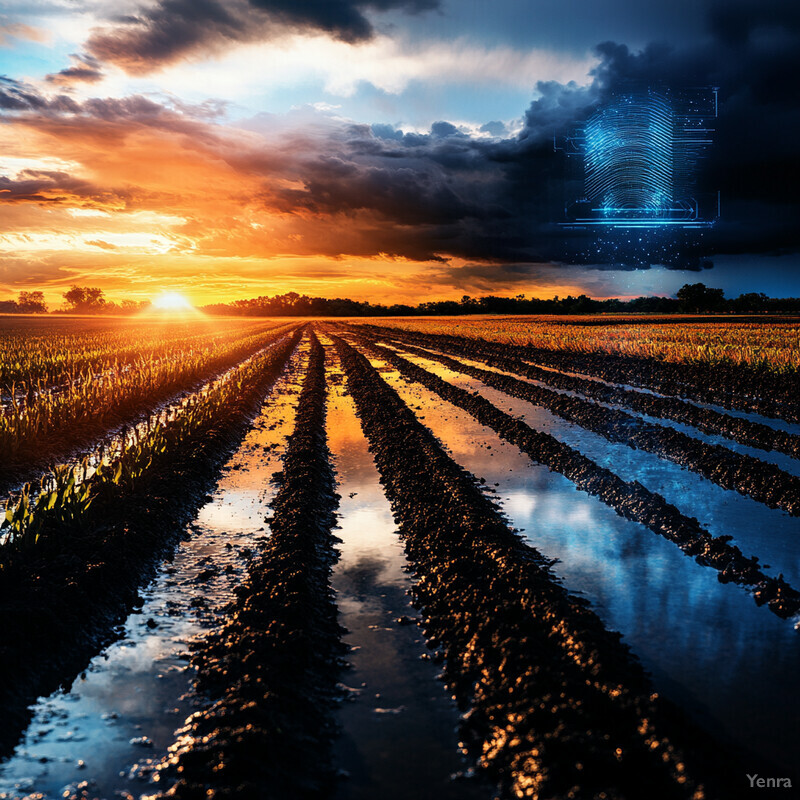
63, 285, 106, 312
676, 283, 725, 312
17, 291, 47, 313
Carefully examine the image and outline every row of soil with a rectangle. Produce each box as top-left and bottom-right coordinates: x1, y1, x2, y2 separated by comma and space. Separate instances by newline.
0, 322, 298, 493
0, 330, 302, 755
330, 331, 750, 800
341, 333, 800, 619
150, 332, 347, 799
364, 325, 800, 459
354, 330, 800, 517
356, 323, 800, 422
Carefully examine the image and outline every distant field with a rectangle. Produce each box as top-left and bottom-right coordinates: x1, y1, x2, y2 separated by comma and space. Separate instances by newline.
352, 314, 800, 372
0, 314, 798, 799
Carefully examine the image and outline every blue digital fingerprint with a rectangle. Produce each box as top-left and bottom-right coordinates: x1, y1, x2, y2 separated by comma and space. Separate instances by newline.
584, 91, 674, 217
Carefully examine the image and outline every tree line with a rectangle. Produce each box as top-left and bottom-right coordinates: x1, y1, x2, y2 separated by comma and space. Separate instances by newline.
1, 283, 799, 317
203, 284, 800, 316
0, 286, 147, 315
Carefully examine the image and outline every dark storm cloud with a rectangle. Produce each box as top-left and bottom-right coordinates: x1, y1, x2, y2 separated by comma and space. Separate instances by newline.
86, 0, 439, 73
253, 0, 800, 269
0, 76, 80, 112
0, 169, 129, 207
5, 0, 798, 271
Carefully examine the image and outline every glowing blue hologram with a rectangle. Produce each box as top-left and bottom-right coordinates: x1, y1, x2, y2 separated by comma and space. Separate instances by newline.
558, 87, 718, 230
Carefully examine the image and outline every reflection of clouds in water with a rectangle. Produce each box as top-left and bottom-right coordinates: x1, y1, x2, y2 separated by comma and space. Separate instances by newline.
501, 490, 537, 519
197, 491, 262, 532
364, 353, 800, 771
0, 362, 307, 798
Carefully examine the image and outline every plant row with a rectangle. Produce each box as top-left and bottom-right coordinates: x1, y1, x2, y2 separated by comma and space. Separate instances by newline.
355, 330, 800, 516
1, 328, 301, 557
346, 334, 800, 618
151, 332, 346, 799
0, 317, 271, 392
367, 325, 800, 460
362, 318, 800, 375
0, 322, 297, 487
331, 332, 742, 800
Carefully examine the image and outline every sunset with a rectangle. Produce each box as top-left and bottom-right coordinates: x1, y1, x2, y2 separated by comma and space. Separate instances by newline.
1, 2, 799, 799
2, 0, 800, 307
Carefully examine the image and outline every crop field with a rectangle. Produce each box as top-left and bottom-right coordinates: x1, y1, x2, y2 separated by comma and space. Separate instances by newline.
0, 314, 798, 800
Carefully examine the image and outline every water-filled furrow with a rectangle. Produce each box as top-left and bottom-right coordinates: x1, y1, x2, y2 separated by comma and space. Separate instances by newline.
321, 338, 485, 800
0, 343, 307, 800
360, 324, 800, 435
359, 336, 800, 517
343, 345, 800, 775
377, 342, 800, 477
520, 358, 800, 435
371, 342, 800, 590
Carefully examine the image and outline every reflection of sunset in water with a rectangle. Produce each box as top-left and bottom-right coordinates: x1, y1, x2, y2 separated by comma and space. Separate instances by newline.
358, 347, 800, 773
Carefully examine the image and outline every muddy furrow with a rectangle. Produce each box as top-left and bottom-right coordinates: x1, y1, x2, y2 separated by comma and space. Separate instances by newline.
0, 330, 303, 756
330, 332, 751, 800
367, 327, 800, 459
342, 334, 800, 619
353, 331, 800, 517
150, 332, 346, 799
355, 323, 800, 422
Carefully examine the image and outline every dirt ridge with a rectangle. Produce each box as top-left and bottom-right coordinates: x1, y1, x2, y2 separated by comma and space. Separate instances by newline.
331, 331, 751, 800
364, 325, 800, 459
346, 334, 800, 619
151, 331, 347, 800
0, 330, 302, 755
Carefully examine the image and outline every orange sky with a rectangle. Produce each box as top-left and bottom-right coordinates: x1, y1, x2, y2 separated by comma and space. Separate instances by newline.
0, 108, 597, 307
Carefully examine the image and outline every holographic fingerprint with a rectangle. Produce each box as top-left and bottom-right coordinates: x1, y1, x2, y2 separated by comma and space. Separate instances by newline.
558, 87, 718, 231
584, 91, 673, 216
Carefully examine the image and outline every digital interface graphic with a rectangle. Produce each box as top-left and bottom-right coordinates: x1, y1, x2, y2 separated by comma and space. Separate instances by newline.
559, 87, 719, 231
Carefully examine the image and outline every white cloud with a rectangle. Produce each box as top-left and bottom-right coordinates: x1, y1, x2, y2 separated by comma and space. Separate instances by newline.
69, 32, 595, 107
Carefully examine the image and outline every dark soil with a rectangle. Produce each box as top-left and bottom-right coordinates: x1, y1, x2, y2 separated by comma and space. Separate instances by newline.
331, 332, 759, 800
353, 330, 800, 516
0, 330, 302, 755
151, 332, 347, 800
363, 325, 800, 459
343, 333, 800, 619
354, 323, 800, 422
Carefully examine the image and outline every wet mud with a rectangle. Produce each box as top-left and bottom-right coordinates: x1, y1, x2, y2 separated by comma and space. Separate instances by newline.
0, 344, 307, 800
355, 324, 800, 423
353, 331, 800, 517
322, 341, 485, 800
331, 332, 749, 800
149, 333, 346, 799
365, 326, 800, 460
343, 334, 800, 619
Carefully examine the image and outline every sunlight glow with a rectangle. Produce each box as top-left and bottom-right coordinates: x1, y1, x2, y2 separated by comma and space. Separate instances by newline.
151, 292, 195, 312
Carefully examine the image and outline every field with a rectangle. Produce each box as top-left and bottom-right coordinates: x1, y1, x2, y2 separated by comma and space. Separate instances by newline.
0, 314, 798, 800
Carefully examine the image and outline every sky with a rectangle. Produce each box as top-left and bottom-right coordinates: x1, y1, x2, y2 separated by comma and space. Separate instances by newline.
0, 0, 798, 307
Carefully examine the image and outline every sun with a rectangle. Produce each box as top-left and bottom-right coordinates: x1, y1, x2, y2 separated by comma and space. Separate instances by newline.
150, 292, 195, 312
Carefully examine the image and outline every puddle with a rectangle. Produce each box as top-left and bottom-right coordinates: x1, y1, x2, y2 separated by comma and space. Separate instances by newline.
322, 341, 485, 800
0, 343, 307, 800
354, 348, 800, 774
388, 347, 800, 588
393, 344, 800, 478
